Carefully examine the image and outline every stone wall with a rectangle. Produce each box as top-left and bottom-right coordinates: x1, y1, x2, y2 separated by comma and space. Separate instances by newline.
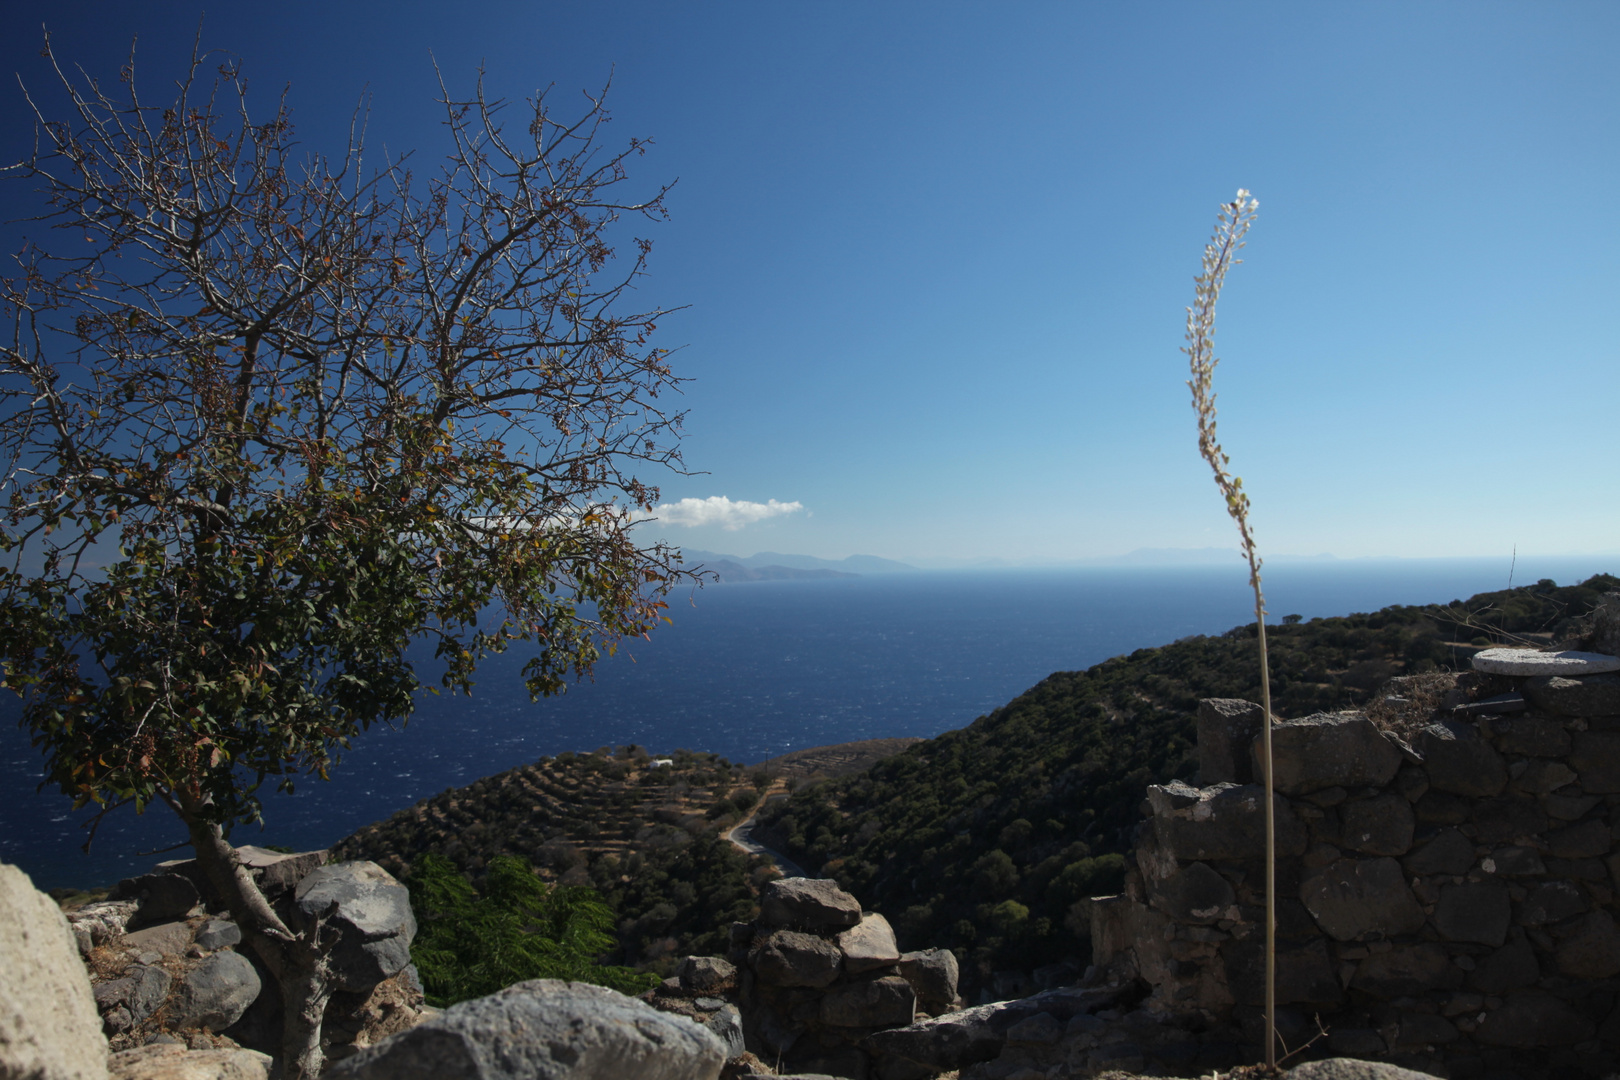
1088, 650, 1620, 1079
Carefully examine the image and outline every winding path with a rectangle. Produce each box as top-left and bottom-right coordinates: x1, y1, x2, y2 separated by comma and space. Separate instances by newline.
725, 789, 809, 878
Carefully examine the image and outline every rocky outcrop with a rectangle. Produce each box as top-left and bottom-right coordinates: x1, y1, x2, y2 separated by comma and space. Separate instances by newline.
324, 980, 725, 1080
292, 862, 416, 992
1, 861, 109, 1080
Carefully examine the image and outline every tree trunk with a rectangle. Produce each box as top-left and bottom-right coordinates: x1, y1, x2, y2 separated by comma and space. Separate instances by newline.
173, 796, 333, 1080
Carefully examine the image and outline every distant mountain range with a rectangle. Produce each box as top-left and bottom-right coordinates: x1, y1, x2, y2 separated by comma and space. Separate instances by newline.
679, 549, 918, 582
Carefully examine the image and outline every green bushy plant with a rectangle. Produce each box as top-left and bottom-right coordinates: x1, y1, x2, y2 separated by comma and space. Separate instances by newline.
407, 853, 658, 1007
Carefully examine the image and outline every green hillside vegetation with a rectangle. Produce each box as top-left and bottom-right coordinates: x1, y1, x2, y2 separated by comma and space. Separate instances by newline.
331, 746, 775, 969
753, 574, 1619, 991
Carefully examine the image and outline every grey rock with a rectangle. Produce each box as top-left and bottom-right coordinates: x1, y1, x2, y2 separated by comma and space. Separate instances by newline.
1554, 909, 1620, 978
1401, 828, 1475, 876
1326, 1029, 1385, 1055
1433, 882, 1510, 946
1197, 698, 1264, 784
171, 951, 261, 1031
294, 861, 416, 993
1286, 1059, 1438, 1080
749, 930, 842, 988
1418, 720, 1506, 797
1350, 944, 1460, 997
1482, 845, 1546, 876
0, 861, 109, 1080
1471, 794, 1547, 844
95, 965, 173, 1027
1467, 934, 1540, 994
1487, 716, 1570, 756
1521, 880, 1587, 925
1152, 783, 1307, 862
1547, 817, 1611, 858
1471, 647, 1620, 676
1523, 672, 1620, 716
819, 976, 915, 1029
115, 874, 201, 924
676, 956, 737, 994
106, 1043, 271, 1080
1512, 758, 1578, 794
1474, 989, 1595, 1047
1545, 792, 1602, 820
703, 1004, 745, 1059
1571, 731, 1620, 794
123, 921, 195, 957
758, 879, 861, 930
896, 949, 958, 1010
1224, 938, 1341, 1005
1413, 790, 1469, 824
194, 919, 241, 952
324, 979, 725, 1080
1393, 1012, 1459, 1047
1146, 860, 1234, 925
837, 913, 900, 974
1262, 712, 1403, 796
1003, 1012, 1062, 1046
1339, 792, 1415, 856
1299, 857, 1425, 941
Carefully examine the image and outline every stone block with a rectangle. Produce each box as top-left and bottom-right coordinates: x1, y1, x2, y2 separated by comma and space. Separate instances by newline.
1474, 989, 1595, 1047
1471, 795, 1547, 844
1433, 883, 1510, 946
1413, 791, 1469, 825
1146, 861, 1234, 925
1571, 731, 1620, 794
837, 913, 900, 974
194, 920, 241, 952
1554, 910, 1620, 978
1520, 881, 1586, 926
0, 861, 108, 1080
1547, 817, 1611, 858
820, 976, 915, 1029
750, 930, 843, 988
1261, 713, 1403, 796
1394, 1012, 1460, 1048
1418, 720, 1507, 797
677, 956, 737, 994
113, 874, 201, 924
1523, 673, 1620, 716
759, 879, 862, 930
1472, 648, 1620, 676
1513, 758, 1578, 794
171, 951, 262, 1031
1481, 845, 1545, 876
1350, 943, 1461, 997
294, 862, 416, 994
1339, 792, 1415, 856
1197, 699, 1264, 784
123, 921, 196, 957
1467, 934, 1540, 994
1487, 716, 1571, 757
1300, 857, 1425, 942
94, 966, 173, 1029
895, 949, 958, 1011
322, 979, 725, 1080
1401, 828, 1476, 877
1152, 784, 1307, 862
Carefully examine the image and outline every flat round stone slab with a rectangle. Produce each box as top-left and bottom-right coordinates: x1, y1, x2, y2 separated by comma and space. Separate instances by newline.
1472, 648, 1620, 676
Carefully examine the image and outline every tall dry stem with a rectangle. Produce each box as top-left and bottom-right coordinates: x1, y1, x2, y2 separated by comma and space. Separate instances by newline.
1183, 189, 1277, 1069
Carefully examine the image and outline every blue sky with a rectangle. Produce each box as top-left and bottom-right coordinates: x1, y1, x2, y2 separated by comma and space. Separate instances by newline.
3, 2, 1616, 566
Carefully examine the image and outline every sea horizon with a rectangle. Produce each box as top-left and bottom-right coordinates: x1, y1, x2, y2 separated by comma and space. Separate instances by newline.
2, 554, 1613, 891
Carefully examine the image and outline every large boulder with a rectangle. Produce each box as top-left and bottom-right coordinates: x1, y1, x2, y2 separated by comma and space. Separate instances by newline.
1299, 857, 1425, 941
896, 949, 959, 1013
1197, 699, 1265, 784
1417, 720, 1506, 797
1262, 713, 1404, 795
749, 930, 842, 988
170, 951, 262, 1031
0, 861, 109, 1080
835, 913, 900, 974
323, 980, 725, 1080
757, 879, 861, 931
107, 1044, 270, 1080
1149, 783, 1307, 862
294, 862, 416, 992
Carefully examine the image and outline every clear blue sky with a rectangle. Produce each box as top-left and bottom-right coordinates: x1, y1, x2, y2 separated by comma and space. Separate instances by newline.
3, 2, 1616, 566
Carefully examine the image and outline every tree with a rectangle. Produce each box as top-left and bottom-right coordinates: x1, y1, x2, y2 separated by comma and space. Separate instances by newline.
0, 36, 692, 1079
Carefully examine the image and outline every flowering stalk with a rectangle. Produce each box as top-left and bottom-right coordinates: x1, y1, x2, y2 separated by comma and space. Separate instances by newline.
1183, 189, 1276, 1069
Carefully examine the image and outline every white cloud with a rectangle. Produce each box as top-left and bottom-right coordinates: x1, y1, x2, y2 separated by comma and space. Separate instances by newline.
654, 496, 804, 531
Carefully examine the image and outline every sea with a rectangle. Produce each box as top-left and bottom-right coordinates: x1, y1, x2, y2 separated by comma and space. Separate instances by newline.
2, 555, 1612, 891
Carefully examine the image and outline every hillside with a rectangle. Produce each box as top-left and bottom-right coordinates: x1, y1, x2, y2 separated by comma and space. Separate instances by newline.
752, 573, 1619, 994
334, 573, 1616, 993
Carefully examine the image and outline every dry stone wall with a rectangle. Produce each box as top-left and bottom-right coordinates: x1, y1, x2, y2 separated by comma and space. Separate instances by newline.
1089, 645, 1620, 1080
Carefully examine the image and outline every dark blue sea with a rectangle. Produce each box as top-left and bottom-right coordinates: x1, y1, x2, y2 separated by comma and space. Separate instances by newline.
3, 556, 1612, 890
